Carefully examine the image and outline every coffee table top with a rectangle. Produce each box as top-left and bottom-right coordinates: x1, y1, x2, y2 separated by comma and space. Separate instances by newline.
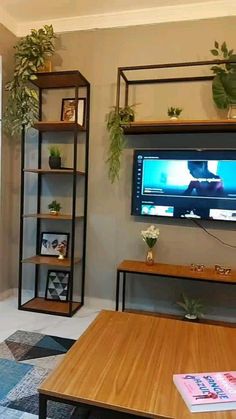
39, 310, 236, 418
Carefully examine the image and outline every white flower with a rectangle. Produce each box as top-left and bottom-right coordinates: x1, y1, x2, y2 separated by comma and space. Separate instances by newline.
141, 225, 159, 248
141, 225, 159, 240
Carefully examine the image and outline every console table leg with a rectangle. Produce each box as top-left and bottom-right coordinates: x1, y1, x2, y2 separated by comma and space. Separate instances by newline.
122, 272, 126, 311
39, 394, 47, 419
116, 270, 120, 311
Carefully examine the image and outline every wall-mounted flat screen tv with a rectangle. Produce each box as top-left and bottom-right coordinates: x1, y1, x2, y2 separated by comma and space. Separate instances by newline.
131, 149, 236, 222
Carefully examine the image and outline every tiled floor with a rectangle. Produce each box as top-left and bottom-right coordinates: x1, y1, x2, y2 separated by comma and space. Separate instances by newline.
0, 297, 101, 342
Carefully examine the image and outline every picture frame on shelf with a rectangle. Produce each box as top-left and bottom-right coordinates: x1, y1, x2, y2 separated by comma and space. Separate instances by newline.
40, 232, 69, 257
45, 270, 70, 301
61, 98, 86, 127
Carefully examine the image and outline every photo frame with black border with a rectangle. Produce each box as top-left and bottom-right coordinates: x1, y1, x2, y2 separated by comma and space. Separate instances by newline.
61, 97, 86, 127
39, 232, 69, 257
45, 270, 70, 301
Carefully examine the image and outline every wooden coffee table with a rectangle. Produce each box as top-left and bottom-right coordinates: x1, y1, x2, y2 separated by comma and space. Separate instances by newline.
38, 310, 236, 418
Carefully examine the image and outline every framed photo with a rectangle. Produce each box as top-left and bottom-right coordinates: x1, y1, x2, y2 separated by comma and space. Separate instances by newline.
45, 270, 70, 301
40, 232, 69, 257
61, 98, 86, 127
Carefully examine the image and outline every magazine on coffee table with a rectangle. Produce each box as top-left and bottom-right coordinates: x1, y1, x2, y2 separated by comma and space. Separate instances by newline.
173, 371, 236, 413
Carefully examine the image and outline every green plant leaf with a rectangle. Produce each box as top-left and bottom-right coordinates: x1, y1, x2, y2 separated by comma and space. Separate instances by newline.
210, 49, 219, 56
214, 41, 219, 49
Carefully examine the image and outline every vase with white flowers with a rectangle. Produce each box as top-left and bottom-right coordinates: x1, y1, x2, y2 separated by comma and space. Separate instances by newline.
141, 225, 160, 265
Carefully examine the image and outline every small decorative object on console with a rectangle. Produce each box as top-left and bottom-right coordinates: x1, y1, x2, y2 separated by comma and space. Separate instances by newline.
173, 371, 236, 412
215, 264, 231, 275
190, 263, 205, 272
141, 225, 159, 265
57, 242, 66, 260
167, 106, 183, 120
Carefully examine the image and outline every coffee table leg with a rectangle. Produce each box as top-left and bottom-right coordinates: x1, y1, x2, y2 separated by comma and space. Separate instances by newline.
39, 393, 47, 419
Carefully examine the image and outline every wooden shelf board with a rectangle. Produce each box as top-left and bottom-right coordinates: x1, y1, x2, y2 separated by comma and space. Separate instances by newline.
118, 260, 236, 284
31, 71, 89, 89
24, 168, 85, 175
21, 297, 81, 315
22, 255, 81, 266
125, 309, 236, 328
33, 121, 86, 132
123, 119, 236, 134
23, 213, 84, 220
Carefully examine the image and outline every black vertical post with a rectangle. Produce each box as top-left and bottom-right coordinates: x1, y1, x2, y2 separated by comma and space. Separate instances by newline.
116, 270, 120, 311
81, 83, 90, 306
69, 83, 79, 316
122, 272, 126, 312
35, 87, 43, 298
116, 68, 121, 112
18, 127, 25, 309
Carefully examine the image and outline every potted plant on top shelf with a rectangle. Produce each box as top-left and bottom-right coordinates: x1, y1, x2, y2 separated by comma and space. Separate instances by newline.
167, 107, 183, 120
177, 293, 204, 321
106, 104, 136, 183
4, 24, 56, 136
210, 41, 236, 118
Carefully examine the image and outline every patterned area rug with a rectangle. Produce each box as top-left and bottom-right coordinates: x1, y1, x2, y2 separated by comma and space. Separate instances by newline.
0, 330, 76, 418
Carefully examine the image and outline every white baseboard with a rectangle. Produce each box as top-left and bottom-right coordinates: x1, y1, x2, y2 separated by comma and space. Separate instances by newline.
0, 288, 14, 301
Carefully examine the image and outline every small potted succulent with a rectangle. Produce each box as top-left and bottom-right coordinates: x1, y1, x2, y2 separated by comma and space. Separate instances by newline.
48, 146, 61, 169
48, 200, 62, 215
167, 107, 183, 120
177, 293, 204, 321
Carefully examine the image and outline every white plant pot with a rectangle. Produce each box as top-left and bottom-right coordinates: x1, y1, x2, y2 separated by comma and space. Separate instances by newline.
185, 314, 198, 320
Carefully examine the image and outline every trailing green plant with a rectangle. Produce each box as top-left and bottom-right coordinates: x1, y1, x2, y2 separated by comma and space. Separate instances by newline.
49, 146, 61, 157
4, 24, 56, 136
167, 107, 183, 118
210, 41, 236, 109
106, 104, 135, 183
177, 293, 204, 319
48, 200, 62, 213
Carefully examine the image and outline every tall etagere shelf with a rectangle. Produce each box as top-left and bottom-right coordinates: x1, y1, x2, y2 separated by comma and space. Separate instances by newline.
18, 70, 90, 317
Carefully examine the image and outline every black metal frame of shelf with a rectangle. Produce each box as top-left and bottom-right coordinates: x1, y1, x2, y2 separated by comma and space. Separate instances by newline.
116, 58, 233, 112
18, 71, 90, 317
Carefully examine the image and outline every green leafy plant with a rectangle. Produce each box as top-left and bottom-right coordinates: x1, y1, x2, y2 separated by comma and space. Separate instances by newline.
106, 104, 135, 183
4, 25, 56, 136
210, 41, 236, 109
49, 146, 61, 157
48, 200, 62, 213
177, 293, 204, 319
167, 107, 183, 118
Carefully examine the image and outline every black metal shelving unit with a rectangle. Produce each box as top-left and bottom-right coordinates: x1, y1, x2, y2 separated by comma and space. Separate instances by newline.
18, 70, 90, 317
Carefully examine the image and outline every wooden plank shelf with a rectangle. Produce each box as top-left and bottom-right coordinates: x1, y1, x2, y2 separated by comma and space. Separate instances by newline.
22, 255, 81, 266
118, 260, 236, 284
23, 213, 84, 220
33, 121, 86, 132
24, 168, 85, 175
31, 70, 89, 89
123, 119, 236, 134
21, 297, 81, 316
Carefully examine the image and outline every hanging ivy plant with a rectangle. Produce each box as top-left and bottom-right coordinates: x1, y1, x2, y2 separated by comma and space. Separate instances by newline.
106, 105, 135, 183
4, 25, 56, 136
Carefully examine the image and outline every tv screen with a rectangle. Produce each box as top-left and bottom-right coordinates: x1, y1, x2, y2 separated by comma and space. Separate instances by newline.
131, 149, 236, 221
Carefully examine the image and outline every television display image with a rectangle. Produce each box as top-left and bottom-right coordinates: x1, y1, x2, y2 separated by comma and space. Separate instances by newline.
131, 149, 236, 222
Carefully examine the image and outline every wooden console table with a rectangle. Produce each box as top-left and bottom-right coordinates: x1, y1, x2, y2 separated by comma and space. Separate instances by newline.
116, 260, 236, 324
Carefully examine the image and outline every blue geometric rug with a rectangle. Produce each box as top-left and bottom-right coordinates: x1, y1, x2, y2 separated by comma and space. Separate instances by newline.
0, 330, 76, 418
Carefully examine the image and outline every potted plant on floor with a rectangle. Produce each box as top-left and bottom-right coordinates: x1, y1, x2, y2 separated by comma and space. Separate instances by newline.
167, 107, 183, 120
106, 104, 135, 183
48, 146, 61, 169
177, 293, 204, 321
4, 24, 56, 136
48, 200, 62, 215
210, 41, 236, 118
